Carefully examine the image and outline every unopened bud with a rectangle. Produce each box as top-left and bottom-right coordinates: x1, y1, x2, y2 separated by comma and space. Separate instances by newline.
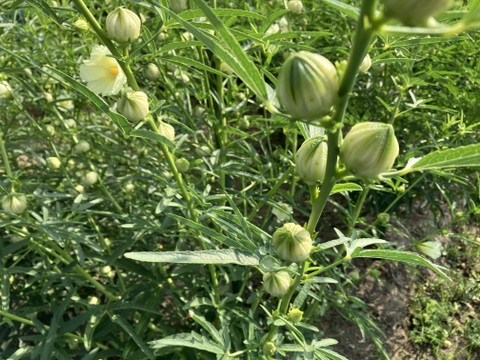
83, 171, 98, 186
262, 342, 276, 357
277, 51, 339, 119
117, 90, 149, 123
46, 156, 61, 170
295, 135, 328, 184
0, 81, 12, 99
2, 193, 28, 214
144, 63, 160, 80
106, 7, 141, 43
340, 122, 399, 179
74, 19, 89, 33
272, 223, 313, 263
287, 0, 303, 14
169, 0, 188, 13
74, 140, 90, 153
175, 158, 190, 173
263, 271, 291, 297
158, 121, 175, 141
287, 308, 304, 323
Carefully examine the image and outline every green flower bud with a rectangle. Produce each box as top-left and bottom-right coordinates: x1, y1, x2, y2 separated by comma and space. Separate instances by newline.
295, 135, 328, 184
376, 212, 390, 225
106, 7, 141, 43
383, 0, 453, 26
46, 156, 61, 170
144, 63, 160, 80
287, 308, 304, 323
340, 122, 399, 179
74, 140, 90, 153
74, 19, 89, 34
262, 342, 276, 357
359, 54, 372, 73
169, 0, 188, 13
272, 223, 313, 263
0, 81, 12, 99
158, 121, 175, 142
117, 91, 149, 123
263, 271, 291, 297
2, 193, 28, 214
287, 0, 303, 14
175, 158, 190, 173
83, 171, 98, 186
277, 51, 339, 120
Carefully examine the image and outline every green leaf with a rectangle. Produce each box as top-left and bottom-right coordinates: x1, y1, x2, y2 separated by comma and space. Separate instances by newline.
165, 1, 268, 101
111, 315, 155, 360
331, 183, 363, 195
322, 0, 360, 19
408, 144, 480, 172
44, 67, 133, 136
149, 332, 225, 354
130, 129, 175, 148
124, 249, 260, 266
190, 313, 224, 345
25, 0, 63, 26
353, 249, 450, 280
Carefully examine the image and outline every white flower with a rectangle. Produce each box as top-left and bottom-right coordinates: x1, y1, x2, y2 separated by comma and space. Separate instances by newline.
79, 45, 127, 96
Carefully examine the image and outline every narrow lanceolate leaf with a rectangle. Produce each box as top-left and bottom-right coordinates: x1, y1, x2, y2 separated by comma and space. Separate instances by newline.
322, 0, 360, 19
164, 1, 268, 102
124, 249, 260, 266
130, 129, 175, 148
111, 315, 155, 360
44, 67, 132, 135
408, 143, 480, 172
149, 332, 225, 354
353, 249, 450, 281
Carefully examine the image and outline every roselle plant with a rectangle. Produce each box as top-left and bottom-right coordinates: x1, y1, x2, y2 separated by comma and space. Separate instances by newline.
1, 0, 480, 359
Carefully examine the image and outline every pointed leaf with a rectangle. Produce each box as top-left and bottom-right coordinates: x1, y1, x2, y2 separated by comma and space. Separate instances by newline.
149, 332, 225, 354
408, 144, 480, 172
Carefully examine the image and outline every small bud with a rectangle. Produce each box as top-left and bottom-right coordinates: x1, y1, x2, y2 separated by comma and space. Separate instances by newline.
144, 63, 160, 80
44, 92, 53, 102
158, 121, 175, 141
359, 54, 372, 73
295, 135, 328, 184
219, 61, 234, 75
169, 0, 188, 13
74, 19, 89, 33
262, 342, 276, 357
65, 119, 77, 128
196, 145, 211, 157
340, 122, 399, 179
287, 308, 304, 323
175, 158, 190, 173
287, 0, 303, 14
0, 81, 12, 99
277, 51, 339, 119
74, 140, 90, 153
117, 90, 149, 123
263, 271, 291, 297
46, 156, 61, 170
106, 7, 141, 43
272, 223, 313, 263
75, 184, 85, 193
124, 182, 135, 193
45, 125, 55, 137
83, 171, 98, 186
376, 212, 390, 225
383, 0, 453, 26
2, 193, 28, 214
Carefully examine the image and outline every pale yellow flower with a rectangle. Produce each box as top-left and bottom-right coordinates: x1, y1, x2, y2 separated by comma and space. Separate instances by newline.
79, 45, 126, 96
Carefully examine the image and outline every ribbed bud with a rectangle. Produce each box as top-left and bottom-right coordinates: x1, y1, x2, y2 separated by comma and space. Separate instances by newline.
74, 140, 90, 154
74, 19, 89, 34
2, 193, 28, 214
340, 122, 399, 179
144, 63, 160, 80
263, 271, 291, 297
158, 121, 175, 141
295, 135, 328, 184
287, 0, 303, 14
277, 51, 339, 120
383, 0, 453, 26
46, 157, 61, 170
287, 308, 304, 323
169, 0, 188, 13
272, 223, 313, 263
83, 171, 98, 186
117, 91, 149, 123
106, 7, 141, 43
175, 158, 190, 173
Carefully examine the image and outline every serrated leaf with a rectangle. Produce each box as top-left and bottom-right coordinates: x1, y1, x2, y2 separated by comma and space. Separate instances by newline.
149, 332, 225, 354
323, 0, 360, 19
191, 312, 224, 345
111, 315, 155, 360
409, 144, 480, 172
331, 183, 363, 195
44, 67, 132, 136
124, 249, 259, 266
353, 249, 450, 280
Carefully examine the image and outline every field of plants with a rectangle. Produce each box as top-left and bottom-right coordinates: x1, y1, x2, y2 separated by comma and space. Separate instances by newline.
1, 0, 480, 359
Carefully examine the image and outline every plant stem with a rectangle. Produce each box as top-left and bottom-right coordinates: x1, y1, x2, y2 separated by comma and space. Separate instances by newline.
0, 130, 12, 180
347, 186, 370, 236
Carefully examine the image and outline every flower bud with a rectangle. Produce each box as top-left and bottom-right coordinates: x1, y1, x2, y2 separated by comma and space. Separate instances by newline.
46, 156, 61, 170
74, 19, 89, 34
0, 81, 12, 99
287, 308, 304, 323
144, 63, 160, 80
277, 51, 339, 120
83, 171, 98, 186
340, 122, 399, 179
359, 54, 372, 73
272, 223, 313, 263
158, 121, 175, 141
175, 158, 190, 173
75, 184, 85, 193
117, 91, 149, 123
383, 0, 453, 26
287, 0, 303, 14
2, 193, 28, 214
45, 125, 55, 137
169, 0, 188, 13
65, 119, 77, 128
263, 271, 291, 297
74, 140, 90, 153
262, 342, 276, 357
295, 135, 328, 184
106, 7, 141, 43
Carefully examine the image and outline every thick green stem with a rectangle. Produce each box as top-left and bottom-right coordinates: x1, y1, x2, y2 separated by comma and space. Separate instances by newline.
0, 131, 12, 180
